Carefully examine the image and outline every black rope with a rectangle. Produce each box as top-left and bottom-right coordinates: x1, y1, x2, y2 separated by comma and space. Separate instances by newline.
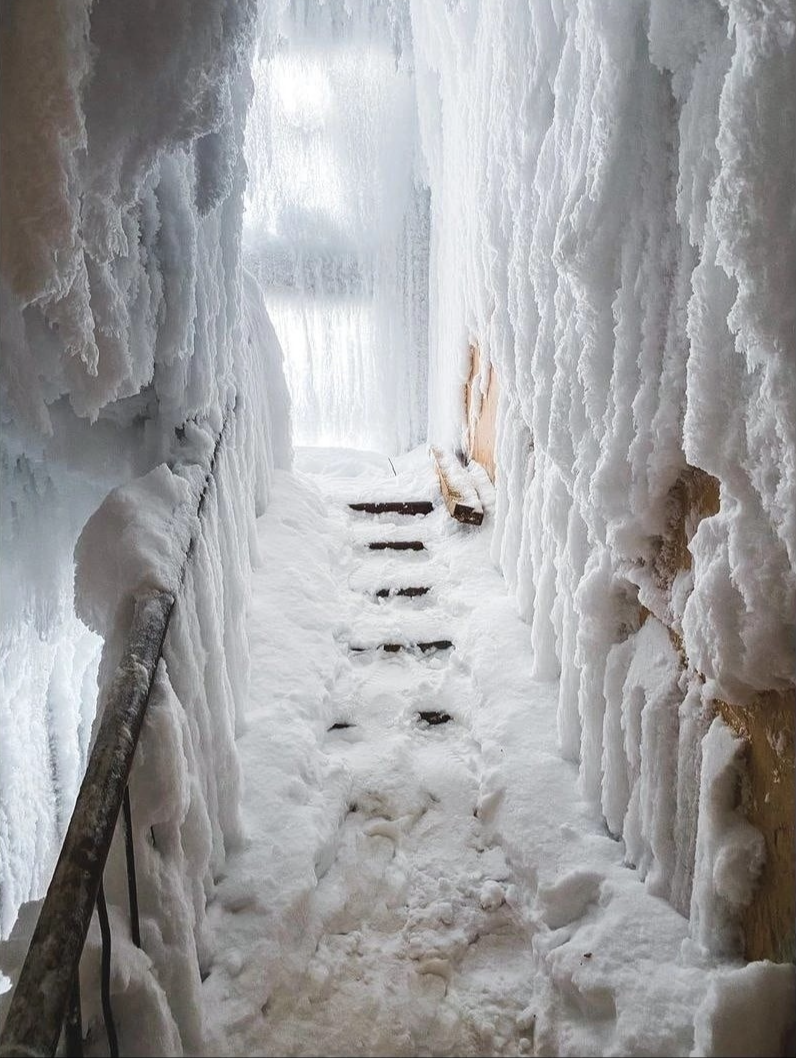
178, 406, 235, 592
64, 970, 83, 1057
122, 786, 142, 948
96, 881, 120, 1058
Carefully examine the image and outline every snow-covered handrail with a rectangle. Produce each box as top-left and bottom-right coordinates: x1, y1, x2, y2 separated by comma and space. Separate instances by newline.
0, 410, 234, 1058
0, 591, 175, 1058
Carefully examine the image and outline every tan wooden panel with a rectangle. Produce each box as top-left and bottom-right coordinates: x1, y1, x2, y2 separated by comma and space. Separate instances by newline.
465, 343, 499, 483
716, 689, 795, 963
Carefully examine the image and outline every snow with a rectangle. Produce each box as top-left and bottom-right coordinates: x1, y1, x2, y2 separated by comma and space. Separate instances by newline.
0, 0, 290, 945
686, 717, 766, 963
409, 0, 794, 929
0, 0, 793, 1053
691, 959, 796, 1058
74, 448, 782, 1057
1, 325, 292, 1044
74, 465, 195, 638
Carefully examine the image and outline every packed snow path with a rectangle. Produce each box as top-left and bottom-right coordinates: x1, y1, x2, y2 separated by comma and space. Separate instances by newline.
258, 502, 533, 1056
204, 450, 534, 1056
202, 449, 746, 1058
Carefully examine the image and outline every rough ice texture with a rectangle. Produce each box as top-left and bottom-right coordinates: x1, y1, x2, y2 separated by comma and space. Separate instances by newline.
244, 0, 430, 454
0, 1, 291, 1002
410, 0, 794, 964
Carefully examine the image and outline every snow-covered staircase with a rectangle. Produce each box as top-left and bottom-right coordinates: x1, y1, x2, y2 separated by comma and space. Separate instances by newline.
346, 493, 454, 656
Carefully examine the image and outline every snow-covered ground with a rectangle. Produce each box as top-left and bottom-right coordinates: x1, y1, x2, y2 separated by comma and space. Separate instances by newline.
196, 449, 792, 1058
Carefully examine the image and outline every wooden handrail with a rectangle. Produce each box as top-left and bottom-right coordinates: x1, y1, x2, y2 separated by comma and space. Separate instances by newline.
0, 405, 236, 1057
0, 590, 174, 1058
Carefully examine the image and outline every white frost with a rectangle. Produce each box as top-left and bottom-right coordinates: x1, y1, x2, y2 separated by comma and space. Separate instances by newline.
687, 716, 766, 962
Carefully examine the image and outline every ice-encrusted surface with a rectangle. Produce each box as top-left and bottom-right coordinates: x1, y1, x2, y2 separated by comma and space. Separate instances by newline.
0, 0, 290, 967
244, 0, 430, 454
411, 0, 794, 959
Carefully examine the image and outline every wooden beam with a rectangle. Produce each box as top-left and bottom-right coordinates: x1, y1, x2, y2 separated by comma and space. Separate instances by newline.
375, 586, 430, 598
430, 448, 483, 526
465, 343, 499, 483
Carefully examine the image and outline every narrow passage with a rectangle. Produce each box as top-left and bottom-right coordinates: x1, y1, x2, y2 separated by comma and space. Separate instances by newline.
253, 468, 532, 1056
204, 449, 533, 1056
204, 448, 708, 1058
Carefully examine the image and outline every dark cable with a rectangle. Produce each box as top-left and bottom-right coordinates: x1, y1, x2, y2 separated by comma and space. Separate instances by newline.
122, 787, 142, 948
96, 881, 120, 1058
64, 970, 83, 1057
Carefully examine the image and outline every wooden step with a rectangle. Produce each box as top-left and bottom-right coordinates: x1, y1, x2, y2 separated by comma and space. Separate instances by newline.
374, 586, 430, 598
417, 710, 452, 726
349, 639, 453, 654
368, 540, 426, 551
378, 640, 453, 653
349, 501, 434, 516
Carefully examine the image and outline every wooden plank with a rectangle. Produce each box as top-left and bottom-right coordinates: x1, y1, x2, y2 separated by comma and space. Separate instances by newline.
375, 586, 430, 598
349, 640, 453, 654
368, 540, 426, 551
349, 501, 434, 515
417, 710, 452, 725
417, 640, 454, 652
465, 343, 499, 483
712, 688, 795, 963
430, 447, 483, 526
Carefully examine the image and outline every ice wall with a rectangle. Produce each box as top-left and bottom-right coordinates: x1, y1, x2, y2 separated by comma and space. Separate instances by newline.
0, 0, 290, 961
244, 0, 430, 454
411, 0, 793, 954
